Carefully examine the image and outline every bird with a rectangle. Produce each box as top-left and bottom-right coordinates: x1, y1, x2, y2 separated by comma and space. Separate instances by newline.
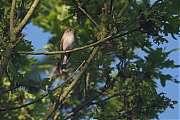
59, 28, 75, 73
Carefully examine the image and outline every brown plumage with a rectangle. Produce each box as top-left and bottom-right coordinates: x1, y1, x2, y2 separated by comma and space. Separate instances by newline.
59, 28, 75, 73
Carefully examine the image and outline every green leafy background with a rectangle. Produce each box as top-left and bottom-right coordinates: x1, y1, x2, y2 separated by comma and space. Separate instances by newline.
0, 0, 179, 119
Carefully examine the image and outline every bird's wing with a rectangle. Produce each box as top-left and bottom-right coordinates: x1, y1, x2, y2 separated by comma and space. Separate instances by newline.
60, 38, 64, 51
60, 38, 65, 70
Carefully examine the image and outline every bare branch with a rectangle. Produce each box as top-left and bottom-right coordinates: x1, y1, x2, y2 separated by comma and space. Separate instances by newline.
17, 27, 138, 55
17, 40, 102, 55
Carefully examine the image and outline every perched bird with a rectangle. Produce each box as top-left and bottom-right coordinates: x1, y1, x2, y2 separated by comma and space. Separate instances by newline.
59, 28, 75, 73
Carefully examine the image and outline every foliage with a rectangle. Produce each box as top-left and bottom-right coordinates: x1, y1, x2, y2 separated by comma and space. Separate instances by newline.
0, 0, 179, 119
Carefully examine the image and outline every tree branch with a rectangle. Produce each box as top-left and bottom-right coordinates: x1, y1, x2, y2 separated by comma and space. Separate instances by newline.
17, 0, 161, 56
110, 0, 116, 15
17, 27, 138, 55
70, 0, 101, 30
0, 94, 44, 112
0, 0, 41, 80
10, 0, 17, 32
43, 45, 101, 119
63, 82, 108, 120
17, 40, 102, 55
14, 0, 40, 34
104, 0, 108, 15
118, 0, 130, 18
147, 0, 162, 11
63, 72, 118, 119
117, 0, 161, 32
0, 61, 85, 112
0, 85, 20, 93
114, 104, 154, 119
77, 6, 101, 31
0, 0, 18, 80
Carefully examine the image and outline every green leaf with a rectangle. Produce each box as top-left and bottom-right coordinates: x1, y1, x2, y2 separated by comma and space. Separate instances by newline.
169, 104, 174, 109
8, 61, 26, 83
172, 101, 178, 104
40, 78, 52, 91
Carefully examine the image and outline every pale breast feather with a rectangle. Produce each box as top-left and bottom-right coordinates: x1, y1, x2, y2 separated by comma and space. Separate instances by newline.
63, 35, 74, 50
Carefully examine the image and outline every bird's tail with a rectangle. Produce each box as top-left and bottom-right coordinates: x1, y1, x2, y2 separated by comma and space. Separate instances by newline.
56, 53, 71, 74
61, 63, 66, 72
55, 60, 66, 75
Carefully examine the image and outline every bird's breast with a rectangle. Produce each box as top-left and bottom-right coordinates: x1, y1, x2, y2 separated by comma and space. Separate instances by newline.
63, 35, 75, 50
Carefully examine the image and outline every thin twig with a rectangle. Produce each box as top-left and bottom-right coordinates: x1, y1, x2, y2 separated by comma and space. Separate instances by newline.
114, 104, 154, 119
17, 0, 161, 56
110, 0, 115, 15
15, 34, 25, 45
104, 0, 108, 15
63, 73, 118, 120
0, 85, 20, 93
45, 65, 57, 91
17, 27, 139, 55
71, 0, 101, 30
77, 6, 101, 31
14, 0, 25, 27
0, 70, 21, 92
147, 0, 162, 11
0, 61, 85, 112
118, 0, 161, 32
84, 73, 90, 99
56, 60, 86, 89
0, 38, 6, 47
114, 103, 138, 119
17, 40, 102, 55
118, 0, 130, 17
17, 29, 134, 56
112, 27, 140, 39
63, 80, 109, 120
44, 46, 101, 119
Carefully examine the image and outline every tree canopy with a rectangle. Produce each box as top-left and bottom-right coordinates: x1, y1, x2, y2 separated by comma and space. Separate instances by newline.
0, 0, 179, 119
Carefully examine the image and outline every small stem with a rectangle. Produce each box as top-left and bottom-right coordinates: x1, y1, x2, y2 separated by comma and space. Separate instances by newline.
118, 0, 130, 18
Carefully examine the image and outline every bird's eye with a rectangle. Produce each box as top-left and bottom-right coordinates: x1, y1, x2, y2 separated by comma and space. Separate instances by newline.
69, 28, 72, 31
